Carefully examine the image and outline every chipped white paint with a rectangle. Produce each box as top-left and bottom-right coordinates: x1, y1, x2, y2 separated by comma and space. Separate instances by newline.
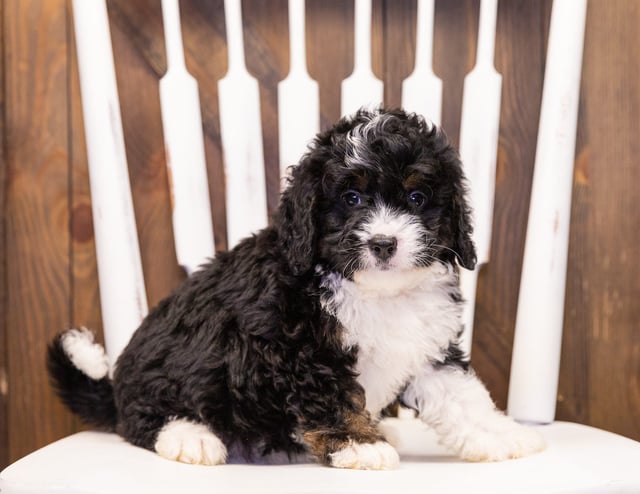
457, 0, 502, 358
218, 0, 268, 248
401, 0, 442, 126
278, 0, 320, 187
508, 0, 587, 424
341, 0, 384, 117
160, 0, 215, 275
72, 0, 148, 371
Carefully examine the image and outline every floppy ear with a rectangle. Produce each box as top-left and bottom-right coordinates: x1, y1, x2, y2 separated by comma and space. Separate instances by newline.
452, 180, 477, 270
276, 157, 322, 276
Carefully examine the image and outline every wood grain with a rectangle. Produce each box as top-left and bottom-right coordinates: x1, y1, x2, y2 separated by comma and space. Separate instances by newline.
2, 0, 640, 470
4, 0, 77, 461
433, 0, 479, 147
306, 0, 355, 129
180, 0, 229, 251
243, 0, 289, 215
559, 0, 640, 438
471, 0, 550, 410
108, 0, 186, 306
376, 0, 416, 109
0, 0, 8, 468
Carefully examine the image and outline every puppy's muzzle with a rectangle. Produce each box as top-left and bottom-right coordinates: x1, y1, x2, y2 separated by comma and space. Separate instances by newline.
368, 235, 397, 262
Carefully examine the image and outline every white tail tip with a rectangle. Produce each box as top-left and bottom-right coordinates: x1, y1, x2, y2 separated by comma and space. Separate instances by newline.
60, 328, 109, 380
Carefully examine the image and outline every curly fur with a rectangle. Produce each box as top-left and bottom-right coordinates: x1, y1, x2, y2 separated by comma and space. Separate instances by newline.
48, 108, 544, 468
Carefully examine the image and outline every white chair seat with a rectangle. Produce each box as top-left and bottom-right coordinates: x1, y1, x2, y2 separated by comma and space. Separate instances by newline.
2, 419, 640, 493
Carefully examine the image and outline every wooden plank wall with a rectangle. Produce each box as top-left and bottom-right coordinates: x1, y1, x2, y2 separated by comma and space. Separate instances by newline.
1, 0, 639, 468
0, 0, 7, 470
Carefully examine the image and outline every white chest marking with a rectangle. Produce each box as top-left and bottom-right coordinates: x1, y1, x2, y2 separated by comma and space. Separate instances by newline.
322, 264, 462, 417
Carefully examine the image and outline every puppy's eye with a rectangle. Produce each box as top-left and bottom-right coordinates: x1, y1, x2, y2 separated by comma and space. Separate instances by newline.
342, 190, 363, 207
408, 191, 428, 209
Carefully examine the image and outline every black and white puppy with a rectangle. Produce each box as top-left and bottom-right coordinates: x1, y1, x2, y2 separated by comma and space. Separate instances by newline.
48, 108, 544, 469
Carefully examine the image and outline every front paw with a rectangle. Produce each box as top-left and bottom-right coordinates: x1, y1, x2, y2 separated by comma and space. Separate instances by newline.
330, 441, 400, 470
457, 419, 545, 462
154, 418, 227, 465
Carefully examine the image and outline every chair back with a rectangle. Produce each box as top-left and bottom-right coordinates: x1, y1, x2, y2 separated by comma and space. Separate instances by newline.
72, 0, 587, 424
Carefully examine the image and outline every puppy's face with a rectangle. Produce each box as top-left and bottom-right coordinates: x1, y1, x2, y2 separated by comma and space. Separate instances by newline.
277, 109, 476, 279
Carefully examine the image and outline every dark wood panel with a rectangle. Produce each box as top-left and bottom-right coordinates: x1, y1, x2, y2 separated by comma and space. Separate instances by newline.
472, 0, 550, 410
180, 0, 229, 251
0, 0, 8, 469
433, 0, 479, 147
108, 0, 186, 307
243, 0, 289, 215
559, 0, 640, 438
4, 0, 77, 462
306, 0, 354, 129
377, 0, 416, 109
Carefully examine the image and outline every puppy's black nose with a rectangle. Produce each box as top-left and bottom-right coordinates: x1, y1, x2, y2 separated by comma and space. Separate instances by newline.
368, 235, 397, 262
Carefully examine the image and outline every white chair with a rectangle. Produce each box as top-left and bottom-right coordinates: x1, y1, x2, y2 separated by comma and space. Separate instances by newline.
2, 0, 640, 492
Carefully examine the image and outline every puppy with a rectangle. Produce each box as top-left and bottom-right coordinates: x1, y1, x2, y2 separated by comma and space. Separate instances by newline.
48, 108, 544, 469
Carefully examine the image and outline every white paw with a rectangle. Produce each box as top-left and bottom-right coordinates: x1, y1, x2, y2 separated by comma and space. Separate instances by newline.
155, 418, 227, 465
458, 418, 546, 462
330, 441, 400, 470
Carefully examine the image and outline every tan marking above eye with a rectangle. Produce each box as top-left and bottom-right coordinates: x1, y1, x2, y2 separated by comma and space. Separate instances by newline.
403, 172, 425, 191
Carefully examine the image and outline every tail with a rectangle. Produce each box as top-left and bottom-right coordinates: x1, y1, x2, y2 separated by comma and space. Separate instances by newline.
47, 328, 117, 430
